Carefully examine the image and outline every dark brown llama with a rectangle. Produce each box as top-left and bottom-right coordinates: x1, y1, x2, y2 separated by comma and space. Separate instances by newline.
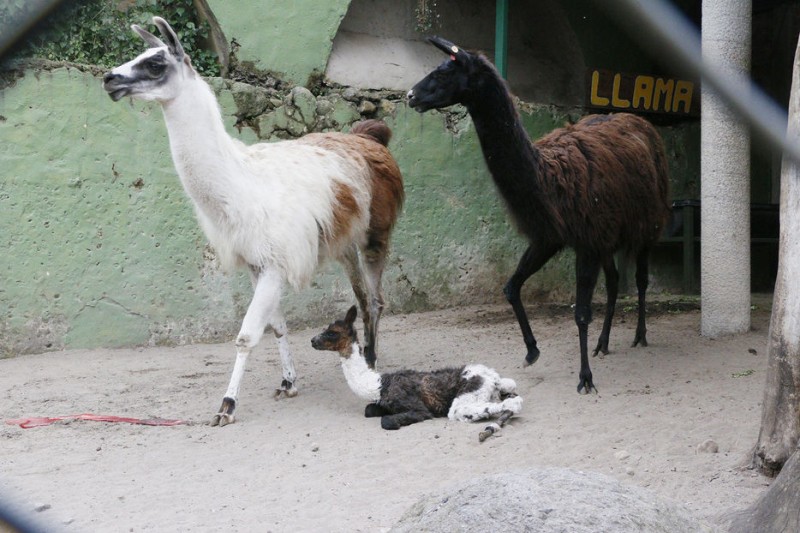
407, 37, 671, 393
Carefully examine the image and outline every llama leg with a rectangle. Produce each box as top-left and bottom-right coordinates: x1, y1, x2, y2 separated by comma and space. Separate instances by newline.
361, 244, 388, 369
503, 244, 560, 365
272, 317, 298, 399
593, 255, 619, 356
479, 409, 516, 442
632, 248, 650, 347
364, 403, 388, 417
381, 409, 433, 430
449, 395, 522, 422
212, 268, 289, 426
575, 252, 601, 394
341, 246, 373, 365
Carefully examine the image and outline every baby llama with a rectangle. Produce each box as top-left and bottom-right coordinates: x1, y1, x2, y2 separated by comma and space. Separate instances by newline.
311, 306, 522, 441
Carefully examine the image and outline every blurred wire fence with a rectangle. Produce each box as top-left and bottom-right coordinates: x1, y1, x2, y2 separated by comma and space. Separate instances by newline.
0, 0, 797, 531
603, 0, 800, 165
0, 0, 64, 62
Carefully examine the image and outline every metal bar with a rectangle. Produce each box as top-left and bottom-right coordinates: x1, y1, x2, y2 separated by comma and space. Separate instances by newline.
683, 203, 695, 293
0, 0, 66, 64
596, 0, 800, 165
495, 0, 509, 78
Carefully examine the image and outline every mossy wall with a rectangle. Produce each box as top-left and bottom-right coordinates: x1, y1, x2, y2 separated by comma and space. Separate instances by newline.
207, 0, 351, 87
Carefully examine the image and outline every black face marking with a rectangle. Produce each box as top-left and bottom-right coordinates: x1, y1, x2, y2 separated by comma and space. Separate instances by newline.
103, 49, 176, 101
138, 50, 169, 79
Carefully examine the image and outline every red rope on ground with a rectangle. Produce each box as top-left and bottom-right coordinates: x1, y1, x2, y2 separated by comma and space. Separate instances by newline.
5, 413, 186, 428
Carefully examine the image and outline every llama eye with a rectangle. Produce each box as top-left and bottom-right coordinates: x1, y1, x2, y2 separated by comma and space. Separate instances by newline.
144, 60, 166, 76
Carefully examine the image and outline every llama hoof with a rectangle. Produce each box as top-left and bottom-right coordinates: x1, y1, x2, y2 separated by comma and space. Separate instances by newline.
632, 333, 648, 348
211, 397, 236, 426
381, 416, 401, 430
523, 347, 540, 366
592, 340, 610, 357
479, 422, 502, 442
577, 379, 598, 395
273, 388, 299, 399
273, 380, 298, 400
210, 413, 235, 427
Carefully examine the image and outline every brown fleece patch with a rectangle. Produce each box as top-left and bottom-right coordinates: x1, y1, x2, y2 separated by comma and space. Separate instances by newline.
331, 181, 360, 241
528, 113, 670, 254
364, 148, 404, 255
298, 131, 405, 256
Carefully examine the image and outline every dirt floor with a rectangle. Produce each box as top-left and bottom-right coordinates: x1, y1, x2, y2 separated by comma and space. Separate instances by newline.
0, 296, 774, 532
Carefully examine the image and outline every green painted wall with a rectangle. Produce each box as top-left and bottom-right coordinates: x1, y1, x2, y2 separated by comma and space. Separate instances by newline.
0, 65, 695, 356
0, 0, 703, 356
0, 68, 252, 354
208, 0, 351, 86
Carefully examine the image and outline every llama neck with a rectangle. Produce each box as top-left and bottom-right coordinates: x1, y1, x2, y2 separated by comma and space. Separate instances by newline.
339, 343, 382, 402
466, 73, 545, 210
160, 76, 241, 217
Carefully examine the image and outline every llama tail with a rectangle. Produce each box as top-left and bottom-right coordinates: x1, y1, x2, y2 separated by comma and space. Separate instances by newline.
352, 119, 392, 147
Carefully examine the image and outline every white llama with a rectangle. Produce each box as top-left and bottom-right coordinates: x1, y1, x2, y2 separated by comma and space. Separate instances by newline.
311, 306, 523, 440
102, 17, 404, 426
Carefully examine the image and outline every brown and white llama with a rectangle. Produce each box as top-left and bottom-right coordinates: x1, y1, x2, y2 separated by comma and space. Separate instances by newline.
311, 306, 522, 440
408, 37, 671, 394
102, 17, 404, 426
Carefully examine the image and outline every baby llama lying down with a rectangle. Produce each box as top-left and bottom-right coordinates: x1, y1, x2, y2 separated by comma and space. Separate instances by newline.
311, 306, 523, 440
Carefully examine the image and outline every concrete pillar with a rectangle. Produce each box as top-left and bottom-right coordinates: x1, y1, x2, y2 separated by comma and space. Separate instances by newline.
701, 0, 752, 337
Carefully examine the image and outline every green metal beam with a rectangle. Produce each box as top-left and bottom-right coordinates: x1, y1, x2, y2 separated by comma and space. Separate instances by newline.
495, 0, 509, 78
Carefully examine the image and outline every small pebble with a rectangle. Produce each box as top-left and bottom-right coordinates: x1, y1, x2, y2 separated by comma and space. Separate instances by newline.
311, 444, 319, 452
614, 450, 630, 461
625, 467, 635, 476
34, 503, 51, 512
697, 439, 719, 454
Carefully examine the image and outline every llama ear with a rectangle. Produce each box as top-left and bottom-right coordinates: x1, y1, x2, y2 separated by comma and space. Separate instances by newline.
132, 24, 167, 50
428, 36, 469, 64
345, 305, 358, 324
152, 16, 185, 60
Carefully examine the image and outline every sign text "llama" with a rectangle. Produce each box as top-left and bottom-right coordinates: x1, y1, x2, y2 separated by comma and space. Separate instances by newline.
586, 69, 698, 116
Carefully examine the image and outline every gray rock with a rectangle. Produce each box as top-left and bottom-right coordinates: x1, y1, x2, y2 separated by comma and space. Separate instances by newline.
697, 439, 719, 454
358, 100, 377, 114
342, 87, 359, 101
392, 468, 717, 533
379, 99, 396, 115
315, 98, 334, 116
290, 86, 317, 127
614, 450, 631, 461
229, 81, 271, 118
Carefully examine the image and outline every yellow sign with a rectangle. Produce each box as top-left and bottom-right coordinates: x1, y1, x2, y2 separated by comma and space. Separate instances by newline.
587, 69, 698, 116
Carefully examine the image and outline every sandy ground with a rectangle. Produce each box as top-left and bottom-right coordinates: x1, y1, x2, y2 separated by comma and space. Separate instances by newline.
1, 297, 774, 532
